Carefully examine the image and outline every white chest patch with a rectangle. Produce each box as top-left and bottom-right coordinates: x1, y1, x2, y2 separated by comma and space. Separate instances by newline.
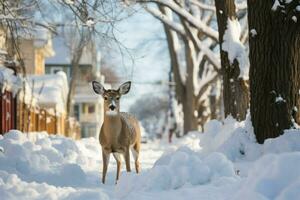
106, 110, 118, 116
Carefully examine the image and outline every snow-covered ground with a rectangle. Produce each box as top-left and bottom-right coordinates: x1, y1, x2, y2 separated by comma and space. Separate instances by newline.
0, 116, 300, 200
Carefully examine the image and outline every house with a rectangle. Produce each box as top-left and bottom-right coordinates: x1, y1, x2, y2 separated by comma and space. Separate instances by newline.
0, 27, 81, 138
18, 29, 55, 74
45, 35, 104, 138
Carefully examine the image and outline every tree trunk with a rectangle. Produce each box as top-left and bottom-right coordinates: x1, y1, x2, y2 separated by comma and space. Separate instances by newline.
66, 45, 84, 117
215, 0, 249, 121
182, 38, 198, 133
247, 0, 300, 143
160, 6, 196, 134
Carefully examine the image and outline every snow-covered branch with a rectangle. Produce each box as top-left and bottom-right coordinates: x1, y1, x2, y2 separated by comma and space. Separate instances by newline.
137, 0, 219, 42
145, 6, 186, 36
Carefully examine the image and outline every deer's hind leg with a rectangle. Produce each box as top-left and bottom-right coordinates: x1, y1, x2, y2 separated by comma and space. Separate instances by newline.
124, 147, 131, 172
131, 143, 140, 173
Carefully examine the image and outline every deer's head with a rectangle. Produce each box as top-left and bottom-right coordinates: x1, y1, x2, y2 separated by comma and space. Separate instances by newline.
92, 81, 131, 116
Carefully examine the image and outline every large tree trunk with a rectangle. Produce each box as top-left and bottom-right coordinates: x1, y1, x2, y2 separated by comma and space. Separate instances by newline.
247, 0, 300, 143
215, 0, 249, 121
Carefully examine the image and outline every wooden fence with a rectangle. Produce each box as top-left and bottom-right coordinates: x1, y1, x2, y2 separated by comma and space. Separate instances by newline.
0, 89, 80, 139
0, 90, 16, 133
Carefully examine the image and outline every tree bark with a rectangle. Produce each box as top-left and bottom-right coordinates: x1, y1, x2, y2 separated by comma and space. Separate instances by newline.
66, 42, 85, 117
215, 0, 249, 121
247, 0, 300, 143
182, 38, 198, 134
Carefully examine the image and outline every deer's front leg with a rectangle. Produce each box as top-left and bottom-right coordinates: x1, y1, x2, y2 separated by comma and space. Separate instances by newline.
124, 147, 131, 172
102, 149, 110, 184
113, 153, 122, 184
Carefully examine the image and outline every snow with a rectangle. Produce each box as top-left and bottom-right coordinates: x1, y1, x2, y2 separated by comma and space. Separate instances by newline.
63, 0, 74, 5
275, 95, 286, 103
28, 71, 68, 114
250, 29, 257, 37
272, 0, 281, 11
85, 18, 96, 27
0, 115, 300, 200
0, 130, 109, 199
222, 19, 250, 80
0, 66, 22, 96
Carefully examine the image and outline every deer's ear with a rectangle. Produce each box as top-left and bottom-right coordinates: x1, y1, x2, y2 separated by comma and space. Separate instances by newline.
119, 81, 131, 95
92, 81, 105, 95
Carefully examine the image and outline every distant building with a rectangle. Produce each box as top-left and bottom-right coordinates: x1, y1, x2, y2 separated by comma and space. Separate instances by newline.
45, 35, 104, 138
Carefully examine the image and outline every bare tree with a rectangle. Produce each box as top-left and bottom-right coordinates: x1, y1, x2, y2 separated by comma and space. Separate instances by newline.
127, 0, 249, 133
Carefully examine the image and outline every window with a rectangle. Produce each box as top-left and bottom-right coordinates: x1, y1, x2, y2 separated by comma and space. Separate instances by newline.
81, 103, 95, 114
88, 105, 95, 113
74, 104, 80, 120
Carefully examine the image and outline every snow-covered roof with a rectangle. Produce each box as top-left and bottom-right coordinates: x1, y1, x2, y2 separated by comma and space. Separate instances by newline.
0, 66, 22, 95
27, 71, 69, 113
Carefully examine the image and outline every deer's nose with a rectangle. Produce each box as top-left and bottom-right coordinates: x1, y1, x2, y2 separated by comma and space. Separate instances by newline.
109, 105, 116, 110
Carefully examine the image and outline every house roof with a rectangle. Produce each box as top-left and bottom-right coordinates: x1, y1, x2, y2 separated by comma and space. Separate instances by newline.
27, 71, 69, 114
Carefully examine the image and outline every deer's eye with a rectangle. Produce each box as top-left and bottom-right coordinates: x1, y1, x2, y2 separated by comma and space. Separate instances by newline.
116, 97, 120, 100
104, 97, 108, 100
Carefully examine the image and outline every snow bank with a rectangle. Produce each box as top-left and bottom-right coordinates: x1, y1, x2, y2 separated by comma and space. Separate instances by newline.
200, 115, 300, 161
0, 130, 108, 200
117, 115, 300, 199
199, 116, 300, 199
0, 130, 86, 187
0, 66, 22, 95
116, 146, 239, 198
233, 152, 300, 200
200, 116, 260, 161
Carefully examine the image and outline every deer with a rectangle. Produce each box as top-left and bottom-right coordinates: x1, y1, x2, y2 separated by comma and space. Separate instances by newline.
92, 81, 141, 184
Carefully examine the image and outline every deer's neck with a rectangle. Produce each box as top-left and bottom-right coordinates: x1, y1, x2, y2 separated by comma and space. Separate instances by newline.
103, 113, 122, 136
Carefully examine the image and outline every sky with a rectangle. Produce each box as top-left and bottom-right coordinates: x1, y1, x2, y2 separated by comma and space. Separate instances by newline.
107, 7, 170, 111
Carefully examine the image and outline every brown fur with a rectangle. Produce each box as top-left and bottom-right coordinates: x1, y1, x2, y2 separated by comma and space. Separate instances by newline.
99, 89, 141, 184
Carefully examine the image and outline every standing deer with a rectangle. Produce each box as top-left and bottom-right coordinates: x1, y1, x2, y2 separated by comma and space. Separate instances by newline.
92, 81, 141, 184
